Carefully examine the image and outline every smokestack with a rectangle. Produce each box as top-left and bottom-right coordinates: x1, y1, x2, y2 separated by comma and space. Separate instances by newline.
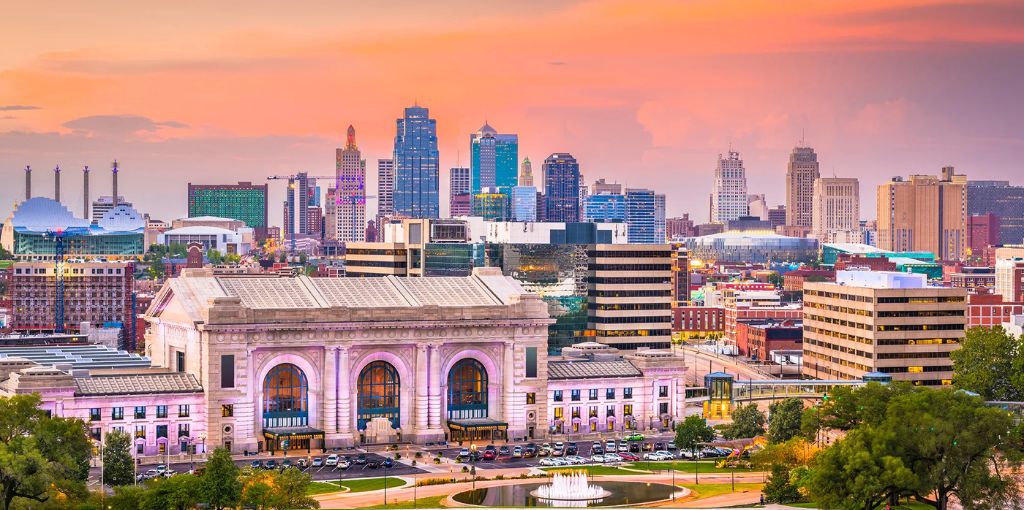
111, 160, 119, 206
24, 165, 31, 201
54, 165, 61, 202
83, 166, 90, 219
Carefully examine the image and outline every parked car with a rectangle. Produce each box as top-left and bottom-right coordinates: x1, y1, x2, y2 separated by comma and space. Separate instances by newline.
144, 469, 160, 479
382, 458, 394, 468
604, 453, 623, 463
338, 458, 353, 469
457, 449, 471, 460
325, 454, 339, 466
355, 453, 368, 464
617, 442, 629, 453
539, 445, 552, 457
524, 445, 537, 458
592, 444, 604, 455
629, 442, 640, 453
566, 442, 578, 456
642, 442, 654, 451
654, 442, 666, 451
591, 454, 606, 463
552, 446, 564, 457
482, 449, 496, 460
296, 458, 308, 470
512, 446, 524, 458
498, 445, 511, 456
625, 433, 645, 442
155, 465, 168, 475
539, 457, 561, 466
264, 459, 277, 470
366, 460, 380, 469
619, 452, 640, 462
566, 455, 587, 465
312, 457, 324, 468
250, 460, 262, 469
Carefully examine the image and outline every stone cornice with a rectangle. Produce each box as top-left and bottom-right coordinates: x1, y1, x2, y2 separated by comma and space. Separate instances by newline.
198, 318, 553, 334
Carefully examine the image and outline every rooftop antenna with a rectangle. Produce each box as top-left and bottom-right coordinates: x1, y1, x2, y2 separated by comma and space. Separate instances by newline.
800, 128, 806, 147
111, 160, 119, 206
24, 165, 31, 201
53, 165, 61, 202
83, 166, 90, 219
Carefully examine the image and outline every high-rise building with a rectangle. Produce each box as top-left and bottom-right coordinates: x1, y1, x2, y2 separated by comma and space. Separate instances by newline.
586, 244, 673, 350
10, 261, 134, 333
711, 151, 748, 223
995, 258, 1024, 303
626, 189, 656, 244
282, 173, 317, 240
592, 178, 622, 196
510, 186, 538, 222
583, 194, 626, 223
671, 246, 690, 306
767, 205, 786, 229
968, 213, 999, 260
518, 157, 534, 187
335, 125, 367, 242
187, 182, 269, 240
543, 153, 581, 223
655, 194, 666, 243
876, 166, 967, 261
449, 167, 471, 217
393, 105, 440, 219
471, 188, 509, 221
747, 194, 767, 220
812, 177, 861, 243
666, 215, 696, 239
967, 180, 1024, 245
803, 271, 966, 385
376, 159, 395, 218
785, 145, 820, 228
470, 122, 518, 193
324, 187, 337, 240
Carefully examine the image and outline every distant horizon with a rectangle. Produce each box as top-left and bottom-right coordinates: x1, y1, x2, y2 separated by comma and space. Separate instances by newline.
2, 1, 1022, 226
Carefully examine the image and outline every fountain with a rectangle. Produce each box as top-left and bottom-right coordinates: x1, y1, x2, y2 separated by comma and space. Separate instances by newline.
531, 471, 611, 504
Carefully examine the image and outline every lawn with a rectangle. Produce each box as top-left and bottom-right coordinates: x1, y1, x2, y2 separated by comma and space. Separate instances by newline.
541, 465, 650, 476
680, 482, 763, 501
306, 477, 407, 495
643, 460, 760, 474
346, 494, 448, 509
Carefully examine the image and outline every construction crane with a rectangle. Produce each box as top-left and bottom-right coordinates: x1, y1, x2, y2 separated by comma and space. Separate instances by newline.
266, 174, 375, 256
43, 229, 81, 333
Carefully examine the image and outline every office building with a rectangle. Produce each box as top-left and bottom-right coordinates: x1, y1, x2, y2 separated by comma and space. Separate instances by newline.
671, 247, 689, 306
655, 194, 666, 242
543, 153, 581, 223
666, 215, 696, 240
282, 172, 317, 240
995, 258, 1024, 303
747, 194, 768, 220
324, 188, 337, 241
334, 125, 367, 242
592, 178, 622, 196
877, 166, 967, 261
968, 213, 999, 260
471, 123, 518, 193
812, 177, 861, 243
471, 189, 510, 221
91, 196, 133, 226
785, 145, 819, 228
345, 219, 473, 277
519, 157, 534, 187
393, 105, 440, 219
449, 167, 471, 217
767, 205, 786, 229
803, 271, 967, 385
510, 186, 538, 222
10, 261, 134, 333
377, 159, 395, 218
586, 244, 673, 350
711, 151, 748, 223
967, 180, 1024, 245
583, 194, 626, 223
625, 189, 657, 244
187, 182, 268, 241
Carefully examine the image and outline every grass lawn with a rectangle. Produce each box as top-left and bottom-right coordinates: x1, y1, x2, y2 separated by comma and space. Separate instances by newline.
307, 477, 407, 495
346, 494, 449, 509
642, 460, 759, 474
542, 465, 650, 476
680, 482, 763, 500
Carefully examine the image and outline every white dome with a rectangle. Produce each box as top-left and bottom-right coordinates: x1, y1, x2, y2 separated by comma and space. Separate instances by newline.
98, 204, 145, 231
11, 197, 91, 232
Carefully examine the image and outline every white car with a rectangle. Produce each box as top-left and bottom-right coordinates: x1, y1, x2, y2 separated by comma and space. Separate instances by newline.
603, 453, 623, 463
325, 454, 339, 466
338, 458, 352, 469
590, 454, 606, 463
644, 451, 673, 461
617, 443, 629, 453
565, 455, 586, 465
539, 457, 560, 466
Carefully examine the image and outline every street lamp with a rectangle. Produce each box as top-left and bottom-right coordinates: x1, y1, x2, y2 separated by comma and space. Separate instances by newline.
469, 444, 478, 489
383, 458, 389, 507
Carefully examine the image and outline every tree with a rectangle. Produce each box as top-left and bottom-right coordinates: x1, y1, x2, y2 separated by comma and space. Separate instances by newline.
0, 394, 91, 510
147, 257, 166, 280
808, 426, 917, 510
950, 326, 1024, 401
767, 398, 804, 443
0, 245, 14, 260
207, 249, 224, 265
272, 467, 318, 509
762, 464, 802, 504
721, 403, 766, 440
199, 448, 241, 510
141, 474, 200, 510
674, 415, 716, 458
102, 430, 135, 487
109, 485, 147, 510
751, 437, 818, 470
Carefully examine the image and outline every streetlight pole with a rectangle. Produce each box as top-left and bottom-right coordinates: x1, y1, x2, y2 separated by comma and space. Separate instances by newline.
383, 461, 388, 507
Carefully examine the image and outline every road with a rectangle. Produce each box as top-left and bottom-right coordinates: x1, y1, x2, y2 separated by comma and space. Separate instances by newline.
679, 345, 775, 385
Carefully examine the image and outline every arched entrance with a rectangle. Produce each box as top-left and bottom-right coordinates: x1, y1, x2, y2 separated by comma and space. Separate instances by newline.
357, 361, 401, 432
446, 358, 506, 442
262, 363, 322, 452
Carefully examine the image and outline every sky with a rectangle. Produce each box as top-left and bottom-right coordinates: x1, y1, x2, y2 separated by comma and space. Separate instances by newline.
1, 0, 1023, 225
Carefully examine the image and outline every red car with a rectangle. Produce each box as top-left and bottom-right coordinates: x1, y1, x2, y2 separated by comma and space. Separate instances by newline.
482, 449, 497, 460
619, 452, 640, 462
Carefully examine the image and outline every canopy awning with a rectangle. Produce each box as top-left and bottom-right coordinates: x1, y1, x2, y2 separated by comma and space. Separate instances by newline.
447, 418, 508, 431
263, 427, 325, 441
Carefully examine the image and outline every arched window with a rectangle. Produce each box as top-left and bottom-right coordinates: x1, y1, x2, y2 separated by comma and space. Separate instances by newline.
447, 358, 488, 420
263, 363, 308, 428
357, 361, 400, 430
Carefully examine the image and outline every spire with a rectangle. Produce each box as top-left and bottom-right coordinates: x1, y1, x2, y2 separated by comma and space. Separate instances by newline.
346, 125, 357, 149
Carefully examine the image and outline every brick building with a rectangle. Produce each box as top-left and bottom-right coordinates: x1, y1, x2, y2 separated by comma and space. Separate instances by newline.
967, 292, 1024, 328
723, 303, 802, 348
782, 269, 835, 292
10, 261, 134, 332
736, 320, 802, 360
672, 306, 724, 339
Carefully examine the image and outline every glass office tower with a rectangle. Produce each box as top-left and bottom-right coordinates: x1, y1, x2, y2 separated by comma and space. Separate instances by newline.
393, 105, 440, 219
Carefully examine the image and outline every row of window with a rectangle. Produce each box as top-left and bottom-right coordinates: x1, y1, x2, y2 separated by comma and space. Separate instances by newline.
90, 405, 190, 421
553, 387, 634, 402
91, 423, 190, 441
554, 404, 635, 420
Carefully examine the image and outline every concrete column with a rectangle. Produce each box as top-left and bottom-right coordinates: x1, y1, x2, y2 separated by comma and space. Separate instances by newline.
323, 347, 338, 433
415, 345, 428, 432
428, 344, 441, 429
503, 341, 515, 432
337, 347, 352, 434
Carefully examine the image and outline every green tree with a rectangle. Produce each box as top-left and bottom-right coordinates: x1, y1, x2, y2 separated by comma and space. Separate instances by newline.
722, 403, 766, 440
674, 415, 716, 458
207, 249, 224, 265
199, 448, 241, 510
140, 474, 200, 510
0, 394, 91, 510
109, 484, 147, 510
767, 398, 804, 443
808, 426, 917, 510
147, 257, 167, 280
751, 437, 818, 470
0, 245, 15, 260
272, 467, 318, 509
102, 430, 135, 487
950, 326, 1023, 401
762, 464, 802, 504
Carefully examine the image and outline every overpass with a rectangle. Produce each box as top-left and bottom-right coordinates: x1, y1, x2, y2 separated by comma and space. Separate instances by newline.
732, 379, 864, 402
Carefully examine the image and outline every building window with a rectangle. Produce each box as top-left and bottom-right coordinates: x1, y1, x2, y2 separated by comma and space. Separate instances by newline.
623, 387, 633, 399
178, 423, 190, 438
659, 385, 669, 398
659, 402, 669, 415
91, 427, 101, 441
156, 425, 167, 439
89, 408, 101, 422
178, 405, 190, 418
571, 407, 581, 419
176, 351, 185, 372
134, 406, 146, 419
525, 347, 538, 378
571, 390, 581, 401
623, 404, 633, 416
135, 425, 146, 439
447, 358, 489, 420
111, 407, 124, 420
356, 361, 399, 430
221, 355, 235, 388
606, 388, 615, 400
156, 406, 168, 418
589, 406, 598, 418
222, 404, 234, 418
606, 405, 615, 417
589, 389, 598, 401
553, 390, 563, 402
526, 392, 536, 405
554, 407, 564, 420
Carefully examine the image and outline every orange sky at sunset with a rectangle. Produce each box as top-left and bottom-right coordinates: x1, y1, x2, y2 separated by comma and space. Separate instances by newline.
2, 0, 1022, 222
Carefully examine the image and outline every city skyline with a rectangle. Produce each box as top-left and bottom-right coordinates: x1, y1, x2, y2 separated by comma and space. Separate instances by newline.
2, 1, 1023, 225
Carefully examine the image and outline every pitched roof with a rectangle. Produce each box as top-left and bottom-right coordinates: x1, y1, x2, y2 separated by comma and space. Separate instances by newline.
75, 372, 202, 396
548, 360, 642, 380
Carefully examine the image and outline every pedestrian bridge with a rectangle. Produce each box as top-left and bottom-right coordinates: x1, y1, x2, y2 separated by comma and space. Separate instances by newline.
732, 379, 865, 402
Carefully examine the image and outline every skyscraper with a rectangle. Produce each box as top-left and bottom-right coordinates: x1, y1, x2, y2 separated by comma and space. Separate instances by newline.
711, 150, 748, 223
655, 193, 666, 243
510, 186, 537, 222
518, 157, 534, 187
283, 172, 317, 239
967, 180, 1024, 245
470, 122, 518, 193
583, 193, 626, 223
335, 125, 366, 242
812, 177, 861, 243
376, 159, 394, 218
876, 166, 967, 261
543, 153, 581, 223
592, 178, 622, 195
186, 181, 269, 240
626, 188, 657, 243
786, 144, 819, 228
449, 167, 471, 217
393, 105, 440, 219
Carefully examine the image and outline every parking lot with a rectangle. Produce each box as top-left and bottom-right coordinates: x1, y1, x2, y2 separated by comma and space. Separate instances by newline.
434, 433, 683, 470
